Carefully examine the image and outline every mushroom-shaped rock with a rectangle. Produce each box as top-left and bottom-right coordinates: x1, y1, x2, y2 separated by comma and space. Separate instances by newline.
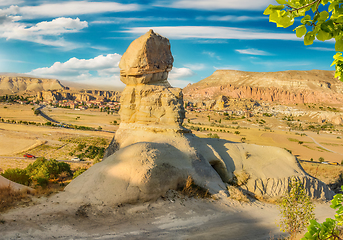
119, 29, 173, 86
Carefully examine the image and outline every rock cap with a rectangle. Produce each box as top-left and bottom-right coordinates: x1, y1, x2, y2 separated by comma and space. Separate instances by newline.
119, 29, 173, 86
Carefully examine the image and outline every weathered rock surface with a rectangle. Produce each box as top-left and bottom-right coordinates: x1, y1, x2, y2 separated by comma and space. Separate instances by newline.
119, 29, 173, 86
117, 29, 186, 132
63, 30, 334, 206
183, 70, 343, 105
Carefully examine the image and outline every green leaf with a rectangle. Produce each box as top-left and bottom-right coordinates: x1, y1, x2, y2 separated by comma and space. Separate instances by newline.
270, 4, 285, 10
269, 11, 280, 23
321, 20, 335, 33
319, 11, 330, 22
329, 2, 338, 12
280, 14, 294, 28
295, 25, 307, 37
316, 29, 331, 41
263, 5, 275, 15
304, 31, 315, 45
276, 0, 288, 4
301, 15, 312, 24
335, 39, 343, 51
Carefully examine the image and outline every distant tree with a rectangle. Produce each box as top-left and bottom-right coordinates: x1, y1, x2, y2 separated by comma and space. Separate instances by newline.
319, 157, 325, 162
264, 0, 343, 81
34, 109, 41, 115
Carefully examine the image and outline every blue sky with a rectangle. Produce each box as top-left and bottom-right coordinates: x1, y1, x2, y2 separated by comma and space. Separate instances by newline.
0, 0, 337, 89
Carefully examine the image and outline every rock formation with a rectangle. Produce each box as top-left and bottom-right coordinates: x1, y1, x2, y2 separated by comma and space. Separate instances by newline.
62, 30, 333, 206
0, 75, 66, 94
117, 29, 187, 133
183, 70, 343, 105
36, 89, 120, 102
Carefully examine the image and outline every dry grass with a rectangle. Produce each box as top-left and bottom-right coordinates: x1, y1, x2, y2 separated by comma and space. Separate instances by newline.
0, 186, 31, 212
229, 170, 251, 186
227, 185, 250, 202
300, 162, 343, 185
179, 176, 210, 198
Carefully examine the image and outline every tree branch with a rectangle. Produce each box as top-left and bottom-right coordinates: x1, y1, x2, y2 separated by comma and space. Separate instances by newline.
289, 0, 322, 12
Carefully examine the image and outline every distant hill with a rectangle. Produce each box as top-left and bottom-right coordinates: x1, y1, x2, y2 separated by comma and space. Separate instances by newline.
0, 74, 66, 94
183, 70, 343, 105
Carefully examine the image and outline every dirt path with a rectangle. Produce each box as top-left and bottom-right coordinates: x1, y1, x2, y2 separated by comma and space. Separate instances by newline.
0, 192, 335, 240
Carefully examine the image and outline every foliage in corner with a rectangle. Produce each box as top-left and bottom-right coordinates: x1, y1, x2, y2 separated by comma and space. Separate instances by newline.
278, 178, 315, 239
301, 185, 343, 240
264, 0, 343, 81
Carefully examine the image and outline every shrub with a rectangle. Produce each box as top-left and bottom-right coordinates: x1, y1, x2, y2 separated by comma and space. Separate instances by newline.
278, 178, 314, 239
73, 168, 87, 179
76, 143, 86, 151
1, 168, 31, 186
36, 177, 49, 188
25, 157, 72, 184
234, 131, 240, 135
207, 133, 220, 139
319, 157, 324, 163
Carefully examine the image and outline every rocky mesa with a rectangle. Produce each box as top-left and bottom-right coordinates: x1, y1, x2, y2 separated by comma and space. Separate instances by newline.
183, 69, 343, 105
0, 75, 66, 94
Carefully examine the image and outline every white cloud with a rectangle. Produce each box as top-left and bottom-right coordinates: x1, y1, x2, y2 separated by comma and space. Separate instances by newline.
18, 1, 141, 18
169, 79, 193, 88
213, 65, 243, 70
90, 17, 187, 25
27, 54, 124, 87
0, 5, 20, 24
197, 15, 267, 22
169, 67, 195, 80
154, 0, 273, 10
184, 63, 206, 71
202, 51, 221, 60
250, 59, 312, 68
235, 48, 271, 56
27, 55, 193, 88
123, 26, 299, 41
0, 17, 88, 49
0, 0, 23, 7
167, 67, 195, 88
308, 47, 335, 51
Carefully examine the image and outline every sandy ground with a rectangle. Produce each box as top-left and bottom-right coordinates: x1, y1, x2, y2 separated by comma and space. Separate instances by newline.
0, 191, 336, 240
